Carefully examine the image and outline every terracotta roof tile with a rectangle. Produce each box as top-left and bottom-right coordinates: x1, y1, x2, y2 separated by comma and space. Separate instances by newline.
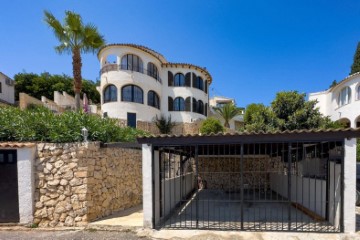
0, 142, 36, 148
137, 128, 360, 144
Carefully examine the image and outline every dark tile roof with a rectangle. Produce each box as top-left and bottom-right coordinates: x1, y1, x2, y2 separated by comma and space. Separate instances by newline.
137, 128, 360, 145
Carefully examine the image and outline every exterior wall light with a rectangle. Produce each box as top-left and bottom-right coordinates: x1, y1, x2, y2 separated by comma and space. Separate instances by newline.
81, 127, 88, 142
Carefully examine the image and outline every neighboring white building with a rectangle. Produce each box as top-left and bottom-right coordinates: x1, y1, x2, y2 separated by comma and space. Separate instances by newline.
209, 96, 244, 130
308, 72, 360, 128
97, 44, 211, 128
0, 72, 15, 105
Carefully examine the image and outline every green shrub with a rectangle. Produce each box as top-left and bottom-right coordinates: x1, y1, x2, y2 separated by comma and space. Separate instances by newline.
0, 106, 149, 143
200, 118, 224, 135
357, 139, 360, 162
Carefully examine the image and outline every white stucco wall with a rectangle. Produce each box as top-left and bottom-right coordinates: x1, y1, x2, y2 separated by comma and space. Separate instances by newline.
309, 74, 360, 127
17, 147, 35, 224
142, 144, 153, 228
343, 138, 356, 233
0, 73, 15, 104
98, 45, 210, 124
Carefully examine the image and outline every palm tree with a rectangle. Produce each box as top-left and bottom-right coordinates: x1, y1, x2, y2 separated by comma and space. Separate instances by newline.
214, 103, 243, 128
44, 10, 105, 111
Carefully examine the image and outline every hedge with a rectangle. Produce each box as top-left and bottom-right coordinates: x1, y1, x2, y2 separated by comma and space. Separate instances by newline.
0, 106, 149, 143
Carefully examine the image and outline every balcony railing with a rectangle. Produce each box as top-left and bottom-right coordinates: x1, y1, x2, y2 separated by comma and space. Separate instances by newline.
100, 64, 162, 83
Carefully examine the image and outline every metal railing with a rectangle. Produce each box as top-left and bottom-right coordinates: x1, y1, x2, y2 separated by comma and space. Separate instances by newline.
156, 141, 344, 232
100, 63, 162, 83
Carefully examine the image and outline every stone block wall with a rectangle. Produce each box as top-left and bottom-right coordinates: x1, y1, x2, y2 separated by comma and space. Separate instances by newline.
197, 156, 273, 190
33, 142, 142, 227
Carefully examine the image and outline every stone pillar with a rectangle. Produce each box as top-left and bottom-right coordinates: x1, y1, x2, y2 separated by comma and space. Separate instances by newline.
142, 144, 153, 228
343, 138, 356, 233
17, 147, 36, 224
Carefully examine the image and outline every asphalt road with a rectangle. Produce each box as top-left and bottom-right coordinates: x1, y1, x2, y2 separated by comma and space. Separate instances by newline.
0, 229, 151, 240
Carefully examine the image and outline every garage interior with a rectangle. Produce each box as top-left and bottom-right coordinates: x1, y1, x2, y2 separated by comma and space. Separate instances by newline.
153, 138, 344, 233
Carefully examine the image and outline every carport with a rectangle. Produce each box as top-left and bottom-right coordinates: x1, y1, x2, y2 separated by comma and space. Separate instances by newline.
138, 129, 360, 233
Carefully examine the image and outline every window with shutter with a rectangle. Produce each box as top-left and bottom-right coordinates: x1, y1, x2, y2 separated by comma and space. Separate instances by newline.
205, 103, 208, 116
168, 71, 173, 86
168, 97, 173, 111
185, 73, 191, 87
192, 98, 197, 112
204, 80, 208, 94
185, 97, 191, 111
192, 73, 197, 88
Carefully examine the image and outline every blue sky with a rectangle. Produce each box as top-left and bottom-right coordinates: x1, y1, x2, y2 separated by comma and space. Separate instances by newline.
1, 1, 360, 107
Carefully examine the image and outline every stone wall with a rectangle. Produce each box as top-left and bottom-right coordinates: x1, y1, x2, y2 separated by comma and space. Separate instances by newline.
116, 118, 201, 135
197, 156, 275, 190
33, 142, 142, 227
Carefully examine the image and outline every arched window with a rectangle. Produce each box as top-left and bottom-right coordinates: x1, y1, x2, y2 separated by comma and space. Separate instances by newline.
174, 97, 185, 111
121, 54, 143, 73
197, 100, 204, 114
148, 91, 160, 109
147, 62, 158, 80
103, 85, 117, 103
338, 86, 351, 107
174, 73, 185, 86
121, 85, 143, 104
193, 76, 204, 91
357, 85, 360, 100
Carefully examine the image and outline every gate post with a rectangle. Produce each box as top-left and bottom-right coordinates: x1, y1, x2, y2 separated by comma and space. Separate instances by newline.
195, 145, 199, 228
288, 143, 292, 231
142, 144, 154, 228
343, 138, 356, 233
240, 143, 244, 230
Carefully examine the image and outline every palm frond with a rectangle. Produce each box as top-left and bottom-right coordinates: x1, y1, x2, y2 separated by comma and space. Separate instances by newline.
64, 11, 83, 38
44, 10, 67, 42
81, 24, 106, 53
55, 43, 72, 54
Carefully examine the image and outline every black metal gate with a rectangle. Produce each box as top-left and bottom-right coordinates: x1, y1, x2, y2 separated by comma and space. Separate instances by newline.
0, 150, 19, 223
156, 141, 343, 232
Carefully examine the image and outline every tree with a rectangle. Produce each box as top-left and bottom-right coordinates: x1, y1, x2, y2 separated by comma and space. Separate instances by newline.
154, 115, 176, 134
14, 72, 100, 103
329, 80, 337, 88
271, 91, 327, 130
200, 118, 224, 135
242, 91, 344, 132
44, 10, 105, 110
350, 42, 360, 75
214, 103, 243, 128
243, 103, 282, 132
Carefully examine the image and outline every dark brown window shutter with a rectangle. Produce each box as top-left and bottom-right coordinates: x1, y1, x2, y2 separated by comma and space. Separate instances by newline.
168, 71, 173, 86
185, 73, 191, 87
185, 97, 191, 111
192, 73, 197, 88
205, 103, 208, 116
192, 98, 197, 112
204, 80, 208, 94
168, 96, 173, 111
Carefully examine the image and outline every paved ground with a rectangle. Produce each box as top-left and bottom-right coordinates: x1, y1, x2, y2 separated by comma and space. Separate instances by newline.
1, 206, 360, 240
0, 229, 150, 240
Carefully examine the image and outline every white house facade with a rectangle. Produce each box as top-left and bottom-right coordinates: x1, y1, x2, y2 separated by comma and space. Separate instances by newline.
308, 72, 360, 128
97, 44, 211, 128
0, 72, 15, 105
209, 96, 244, 130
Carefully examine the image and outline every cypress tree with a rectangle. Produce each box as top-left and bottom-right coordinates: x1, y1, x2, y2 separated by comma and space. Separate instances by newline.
350, 42, 360, 74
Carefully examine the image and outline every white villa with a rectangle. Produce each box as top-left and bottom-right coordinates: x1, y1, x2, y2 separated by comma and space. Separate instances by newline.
0, 72, 15, 105
97, 44, 211, 129
308, 72, 360, 128
209, 96, 244, 130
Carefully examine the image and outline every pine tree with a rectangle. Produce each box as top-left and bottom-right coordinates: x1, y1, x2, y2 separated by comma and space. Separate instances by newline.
350, 42, 360, 74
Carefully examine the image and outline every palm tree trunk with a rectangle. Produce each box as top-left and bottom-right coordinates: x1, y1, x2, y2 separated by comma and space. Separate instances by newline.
72, 47, 82, 111
224, 121, 230, 128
